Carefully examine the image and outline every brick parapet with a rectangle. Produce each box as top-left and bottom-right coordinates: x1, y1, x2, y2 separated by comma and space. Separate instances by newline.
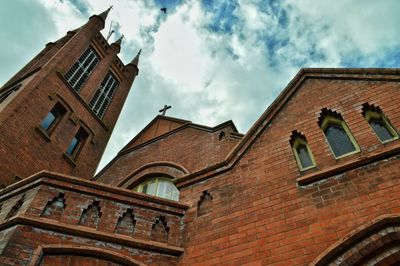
0, 171, 186, 265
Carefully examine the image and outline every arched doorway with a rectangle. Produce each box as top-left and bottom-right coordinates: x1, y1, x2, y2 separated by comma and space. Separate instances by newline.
31, 245, 146, 266
313, 215, 400, 266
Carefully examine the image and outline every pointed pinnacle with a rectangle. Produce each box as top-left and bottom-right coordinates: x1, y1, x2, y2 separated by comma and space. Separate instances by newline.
130, 49, 142, 66
98, 6, 112, 22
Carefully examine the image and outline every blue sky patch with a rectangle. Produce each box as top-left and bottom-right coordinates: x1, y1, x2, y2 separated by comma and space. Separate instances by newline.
201, 0, 239, 35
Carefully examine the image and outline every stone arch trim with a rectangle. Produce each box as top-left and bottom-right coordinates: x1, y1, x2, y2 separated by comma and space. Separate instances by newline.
312, 214, 400, 266
118, 161, 190, 188
30, 244, 146, 266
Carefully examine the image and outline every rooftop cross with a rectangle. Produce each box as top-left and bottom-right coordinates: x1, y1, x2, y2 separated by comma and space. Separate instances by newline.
159, 105, 171, 116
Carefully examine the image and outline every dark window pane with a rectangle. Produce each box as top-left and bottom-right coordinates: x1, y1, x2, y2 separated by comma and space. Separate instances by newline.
40, 103, 66, 132
66, 128, 88, 158
40, 112, 56, 130
66, 137, 78, 155
325, 123, 356, 157
297, 144, 313, 168
370, 119, 395, 142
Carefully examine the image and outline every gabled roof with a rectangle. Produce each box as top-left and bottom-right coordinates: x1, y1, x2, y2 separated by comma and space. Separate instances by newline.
174, 68, 400, 188
120, 115, 240, 153
93, 115, 241, 180
120, 115, 190, 152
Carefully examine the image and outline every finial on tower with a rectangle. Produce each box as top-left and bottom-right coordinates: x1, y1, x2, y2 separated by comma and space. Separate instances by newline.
89, 6, 112, 28
130, 49, 142, 66
98, 6, 113, 21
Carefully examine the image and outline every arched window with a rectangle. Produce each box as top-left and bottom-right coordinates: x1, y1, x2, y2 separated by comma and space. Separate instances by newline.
290, 131, 316, 171
362, 103, 398, 143
318, 109, 360, 158
134, 177, 179, 201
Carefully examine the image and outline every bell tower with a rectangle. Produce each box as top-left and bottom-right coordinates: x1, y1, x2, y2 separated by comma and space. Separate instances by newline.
0, 8, 140, 187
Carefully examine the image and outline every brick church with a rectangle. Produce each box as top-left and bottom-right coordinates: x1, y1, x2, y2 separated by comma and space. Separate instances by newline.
0, 8, 400, 266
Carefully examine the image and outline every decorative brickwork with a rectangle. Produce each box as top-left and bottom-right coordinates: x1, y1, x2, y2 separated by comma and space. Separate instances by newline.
151, 216, 169, 243
317, 108, 344, 127
79, 200, 102, 229
41, 192, 66, 220
289, 130, 307, 145
115, 208, 136, 236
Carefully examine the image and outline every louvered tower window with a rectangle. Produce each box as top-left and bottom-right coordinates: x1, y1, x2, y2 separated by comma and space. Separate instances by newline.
89, 72, 119, 118
65, 47, 100, 92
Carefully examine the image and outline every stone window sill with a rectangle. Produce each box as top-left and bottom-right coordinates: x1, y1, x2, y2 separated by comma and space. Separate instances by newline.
35, 126, 51, 143
297, 145, 400, 186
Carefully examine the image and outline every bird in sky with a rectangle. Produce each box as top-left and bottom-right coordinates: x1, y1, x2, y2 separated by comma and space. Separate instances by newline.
161, 7, 167, 13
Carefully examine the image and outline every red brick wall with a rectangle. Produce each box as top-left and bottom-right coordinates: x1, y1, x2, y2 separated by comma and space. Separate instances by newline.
177, 76, 400, 265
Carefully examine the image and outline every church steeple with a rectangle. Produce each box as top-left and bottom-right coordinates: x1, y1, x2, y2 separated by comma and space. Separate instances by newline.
98, 6, 112, 21
0, 6, 139, 185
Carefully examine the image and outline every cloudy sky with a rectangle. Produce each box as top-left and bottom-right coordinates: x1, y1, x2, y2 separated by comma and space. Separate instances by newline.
1, 0, 399, 172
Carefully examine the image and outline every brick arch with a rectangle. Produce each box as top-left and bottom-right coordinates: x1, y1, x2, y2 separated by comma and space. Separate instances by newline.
30, 245, 146, 266
313, 215, 400, 266
118, 161, 189, 188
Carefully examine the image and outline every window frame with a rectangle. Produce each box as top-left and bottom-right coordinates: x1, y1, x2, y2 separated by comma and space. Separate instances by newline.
320, 116, 360, 159
134, 176, 179, 201
364, 110, 398, 143
64, 46, 100, 92
65, 127, 88, 160
89, 71, 119, 119
39, 102, 67, 135
291, 138, 317, 171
